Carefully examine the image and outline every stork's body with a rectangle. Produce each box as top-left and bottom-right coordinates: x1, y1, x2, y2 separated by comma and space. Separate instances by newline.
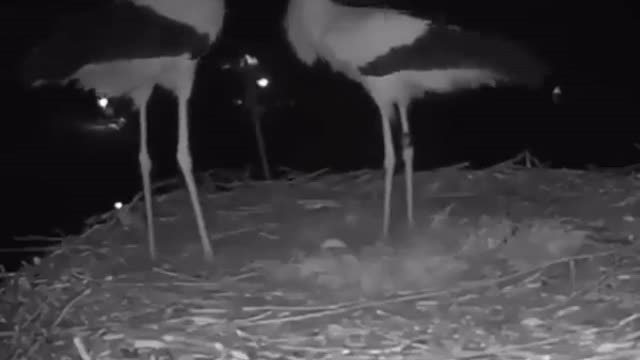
24, 0, 226, 262
284, 0, 546, 238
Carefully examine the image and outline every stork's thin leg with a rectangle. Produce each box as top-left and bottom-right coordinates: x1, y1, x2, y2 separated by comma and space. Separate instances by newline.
176, 84, 214, 263
376, 102, 396, 239
253, 107, 271, 180
138, 99, 156, 260
397, 102, 414, 229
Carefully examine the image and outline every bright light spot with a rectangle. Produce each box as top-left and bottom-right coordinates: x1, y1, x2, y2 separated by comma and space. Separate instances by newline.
234, 99, 243, 105
114, 202, 123, 210
97, 96, 109, 109
244, 54, 259, 66
257, 77, 269, 88
112, 117, 126, 130
83, 117, 126, 133
552, 85, 562, 104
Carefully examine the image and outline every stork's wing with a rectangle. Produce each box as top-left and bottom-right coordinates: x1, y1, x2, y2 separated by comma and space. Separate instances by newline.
359, 24, 549, 88
132, 0, 225, 42
321, 7, 429, 68
23, 1, 211, 85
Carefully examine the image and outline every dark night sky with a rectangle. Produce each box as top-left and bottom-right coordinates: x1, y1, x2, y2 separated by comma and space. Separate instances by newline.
0, 0, 638, 254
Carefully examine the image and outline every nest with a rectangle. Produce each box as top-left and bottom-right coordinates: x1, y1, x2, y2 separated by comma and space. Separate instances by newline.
3, 152, 640, 360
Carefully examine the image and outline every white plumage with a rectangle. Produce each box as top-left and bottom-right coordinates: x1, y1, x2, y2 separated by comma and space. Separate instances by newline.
24, 0, 227, 262
284, 0, 547, 238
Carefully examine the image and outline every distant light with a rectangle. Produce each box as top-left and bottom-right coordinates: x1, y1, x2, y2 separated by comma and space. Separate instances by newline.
244, 54, 259, 66
552, 85, 562, 104
257, 77, 269, 88
234, 99, 243, 105
108, 117, 126, 130
114, 202, 123, 210
97, 96, 109, 109
83, 116, 126, 133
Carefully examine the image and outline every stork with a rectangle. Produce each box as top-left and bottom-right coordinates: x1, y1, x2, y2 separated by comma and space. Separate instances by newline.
23, 0, 226, 263
221, 54, 273, 180
284, 0, 547, 239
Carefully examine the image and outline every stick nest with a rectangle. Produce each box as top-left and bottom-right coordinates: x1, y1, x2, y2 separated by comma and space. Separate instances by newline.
3, 152, 640, 360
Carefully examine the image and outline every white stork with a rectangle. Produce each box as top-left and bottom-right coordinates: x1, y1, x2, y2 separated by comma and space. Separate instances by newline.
23, 0, 226, 263
284, 0, 547, 238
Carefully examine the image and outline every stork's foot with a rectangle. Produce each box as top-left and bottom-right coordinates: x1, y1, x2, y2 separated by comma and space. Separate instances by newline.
201, 235, 214, 263
407, 217, 415, 230
376, 227, 391, 246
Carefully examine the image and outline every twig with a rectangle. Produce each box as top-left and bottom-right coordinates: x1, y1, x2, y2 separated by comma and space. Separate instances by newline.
73, 336, 92, 360
211, 226, 260, 240
0, 246, 59, 253
434, 161, 470, 172
288, 168, 330, 184
125, 172, 194, 208
223, 271, 259, 282
51, 288, 91, 329
12, 335, 46, 360
454, 337, 563, 358
584, 348, 640, 360
153, 267, 203, 281
102, 281, 224, 287
243, 300, 361, 312
240, 249, 619, 327
238, 286, 457, 326
275, 343, 346, 354
12, 235, 64, 242
458, 249, 619, 292
424, 192, 476, 198
620, 328, 640, 342
102, 270, 258, 287
235, 310, 273, 323
488, 152, 526, 170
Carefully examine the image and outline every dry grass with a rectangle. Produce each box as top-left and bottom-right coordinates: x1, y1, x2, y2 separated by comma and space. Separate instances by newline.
3, 153, 640, 360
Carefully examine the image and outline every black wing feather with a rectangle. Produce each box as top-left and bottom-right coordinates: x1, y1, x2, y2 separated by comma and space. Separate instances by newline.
359, 25, 548, 88
23, 0, 210, 85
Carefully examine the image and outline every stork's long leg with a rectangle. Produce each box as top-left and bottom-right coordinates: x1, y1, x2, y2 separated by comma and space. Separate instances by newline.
175, 72, 214, 263
375, 100, 396, 239
397, 102, 414, 229
138, 96, 155, 260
